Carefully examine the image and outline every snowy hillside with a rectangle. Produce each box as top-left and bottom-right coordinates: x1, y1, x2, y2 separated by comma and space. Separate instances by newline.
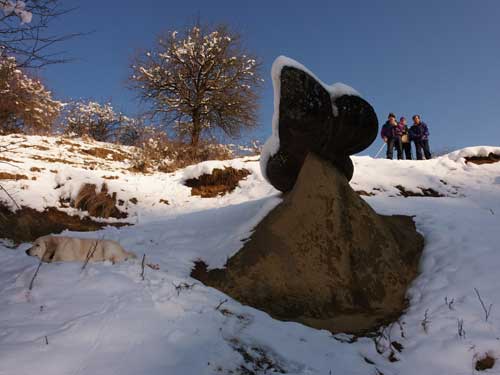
1, 135, 500, 375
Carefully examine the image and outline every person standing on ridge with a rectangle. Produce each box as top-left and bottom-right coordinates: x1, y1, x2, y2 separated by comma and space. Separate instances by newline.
381, 113, 403, 160
399, 116, 412, 160
409, 114, 432, 160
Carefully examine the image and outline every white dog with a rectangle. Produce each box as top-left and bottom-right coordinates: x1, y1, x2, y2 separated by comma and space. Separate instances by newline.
26, 235, 136, 263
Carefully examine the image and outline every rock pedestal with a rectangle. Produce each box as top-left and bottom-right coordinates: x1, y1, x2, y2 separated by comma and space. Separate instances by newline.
193, 153, 424, 334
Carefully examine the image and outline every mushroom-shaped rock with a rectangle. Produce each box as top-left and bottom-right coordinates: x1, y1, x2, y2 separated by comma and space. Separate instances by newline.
192, 56, 423, 334
261, 58, 378, 192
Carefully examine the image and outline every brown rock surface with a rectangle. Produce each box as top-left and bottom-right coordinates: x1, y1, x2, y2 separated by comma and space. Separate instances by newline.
193, 153, 424, 334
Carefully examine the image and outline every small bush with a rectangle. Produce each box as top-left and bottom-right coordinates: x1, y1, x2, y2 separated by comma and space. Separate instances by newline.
127, 127, 234, 173
72, 183, 127, 219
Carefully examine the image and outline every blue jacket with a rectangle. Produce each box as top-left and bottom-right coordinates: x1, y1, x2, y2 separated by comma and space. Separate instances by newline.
409, 122, 429, 141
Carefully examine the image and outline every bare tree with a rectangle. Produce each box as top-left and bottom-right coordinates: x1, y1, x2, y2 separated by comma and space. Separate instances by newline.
0, 0, 79, 68
130, 23, 262, 147
0, 55, 61, 134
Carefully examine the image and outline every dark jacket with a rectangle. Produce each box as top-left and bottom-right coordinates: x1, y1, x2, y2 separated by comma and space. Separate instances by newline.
409, 122, 430, 141
381, 121, 395, 139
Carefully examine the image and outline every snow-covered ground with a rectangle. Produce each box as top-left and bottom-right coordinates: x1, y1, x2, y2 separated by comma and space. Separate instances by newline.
1, 135, 500, 375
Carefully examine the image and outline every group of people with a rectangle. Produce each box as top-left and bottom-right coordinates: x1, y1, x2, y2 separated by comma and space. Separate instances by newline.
380, 113, 432, 160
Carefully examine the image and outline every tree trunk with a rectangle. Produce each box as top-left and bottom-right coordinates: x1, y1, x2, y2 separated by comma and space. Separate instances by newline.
191, 111, 201, 147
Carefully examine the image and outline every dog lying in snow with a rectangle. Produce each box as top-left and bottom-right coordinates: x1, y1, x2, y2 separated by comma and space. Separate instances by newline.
26, 235, 136, 263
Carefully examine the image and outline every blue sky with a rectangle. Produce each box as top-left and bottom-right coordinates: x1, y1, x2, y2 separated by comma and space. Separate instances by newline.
42, 0, 500, 156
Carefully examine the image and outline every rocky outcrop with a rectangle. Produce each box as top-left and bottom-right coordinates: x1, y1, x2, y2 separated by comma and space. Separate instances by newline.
265, 66, 378, 192
193, 153, 424, 334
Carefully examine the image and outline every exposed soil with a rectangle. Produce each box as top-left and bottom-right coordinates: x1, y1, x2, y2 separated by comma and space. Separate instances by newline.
184, 167, 251, 198
30, 167, 43, 172
32, 155, 79, 165
20, 144, 50, 151
395, 185, 444, 197
81, 147, 129, 162
356, 190, 375, 196
0, 172, 28, 180
55, 139, 80, 147
72, 183, 127, 219
476, 354, 495, 371
0, 156, 20, 163
0, 203, 126, 244
465, 153, 500, 165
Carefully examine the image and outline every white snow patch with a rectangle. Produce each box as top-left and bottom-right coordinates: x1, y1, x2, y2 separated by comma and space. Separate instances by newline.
2, 137, 500, 375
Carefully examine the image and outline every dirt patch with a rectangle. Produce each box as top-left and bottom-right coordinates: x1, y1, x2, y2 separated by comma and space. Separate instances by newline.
395, 185, 444, 197
184, 167, 251, 198
30, 167, 43, 172
20, 144, 50, 151
465, 153, 500, 165
0, 172, 28, 180
0, 156, 20, 163
0, 203, 126, 244
102, 175, 119, 180
72, 183, 127, 219
357, 190, 375, 196
55, 139, 80, 147
476, 354, 495, 371
32, 155, 77, 165
81, 147, 129, 162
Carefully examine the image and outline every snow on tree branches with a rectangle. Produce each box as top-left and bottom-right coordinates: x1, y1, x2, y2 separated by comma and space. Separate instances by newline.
61, 101, 124, 142
0, 55, 61, 135
0, 0, 32, 24
1, 0, 77, 67
130, 23, 262, 147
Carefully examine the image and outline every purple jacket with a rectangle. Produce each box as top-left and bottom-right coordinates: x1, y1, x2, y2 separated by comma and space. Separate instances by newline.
394, 123, 405, 137
381, 121, 404, 139
409, 122, 430, 141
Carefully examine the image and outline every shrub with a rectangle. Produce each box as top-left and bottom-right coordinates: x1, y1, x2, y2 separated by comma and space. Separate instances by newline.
0, 55, 61, 135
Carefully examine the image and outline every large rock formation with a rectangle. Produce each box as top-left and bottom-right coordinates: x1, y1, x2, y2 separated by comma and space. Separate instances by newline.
193, 57, 424, 334
264, 65, 378, 192
193, 153, 424, 334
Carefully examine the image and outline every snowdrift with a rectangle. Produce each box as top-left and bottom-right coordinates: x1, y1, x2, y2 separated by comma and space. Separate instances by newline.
1, 134, 500, 375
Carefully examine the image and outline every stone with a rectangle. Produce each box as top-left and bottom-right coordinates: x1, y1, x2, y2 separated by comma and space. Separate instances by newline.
193, 153, 424, 334
265, 66, 378, 192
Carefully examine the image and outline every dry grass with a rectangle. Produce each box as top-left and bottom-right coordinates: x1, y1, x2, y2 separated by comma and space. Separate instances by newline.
129, 139, 234, 174
81, 147, 130, 162
184, 167, 251, 198
72, 183, 127, 219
